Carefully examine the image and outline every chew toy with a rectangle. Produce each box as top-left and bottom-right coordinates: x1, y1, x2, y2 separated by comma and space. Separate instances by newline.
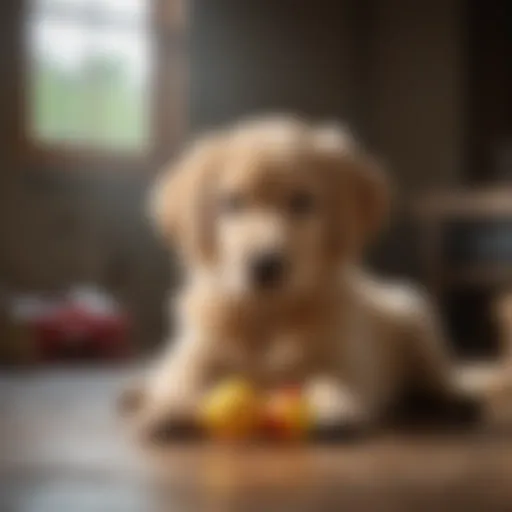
200, 379, 312, 442
200, 378, 261, 440
262, 386, 311, 441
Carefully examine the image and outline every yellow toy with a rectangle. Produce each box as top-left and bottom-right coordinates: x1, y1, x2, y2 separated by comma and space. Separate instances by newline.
200, 379, 312, 442
199, 378, 261, 441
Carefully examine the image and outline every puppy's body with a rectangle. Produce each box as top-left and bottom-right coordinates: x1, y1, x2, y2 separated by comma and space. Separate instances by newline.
146, 266, 453, 429
135, 117, 465, 434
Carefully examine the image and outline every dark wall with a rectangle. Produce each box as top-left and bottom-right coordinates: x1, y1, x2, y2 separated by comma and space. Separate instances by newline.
466, 0, 512, 181
189, 0, 361, 132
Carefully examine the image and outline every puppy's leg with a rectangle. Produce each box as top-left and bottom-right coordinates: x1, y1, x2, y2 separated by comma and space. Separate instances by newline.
132, 332, 218, 443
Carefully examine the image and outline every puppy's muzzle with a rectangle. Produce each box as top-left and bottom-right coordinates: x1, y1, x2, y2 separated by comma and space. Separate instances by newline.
250, 252, 286, 289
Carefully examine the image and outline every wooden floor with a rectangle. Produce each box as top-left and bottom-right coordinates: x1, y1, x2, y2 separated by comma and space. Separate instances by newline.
1, 366, 512, 512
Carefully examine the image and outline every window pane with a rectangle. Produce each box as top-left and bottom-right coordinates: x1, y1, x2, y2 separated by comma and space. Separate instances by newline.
88, 0, 149, 24
29, 19, 90, 144
31, 0, 88, 20
32, 0, 148, 22
34, 0, 87, 7
27, 1, 152, 153
85, 28, 151, 149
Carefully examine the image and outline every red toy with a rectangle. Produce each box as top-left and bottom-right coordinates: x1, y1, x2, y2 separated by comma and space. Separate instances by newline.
32, 304, 130, 362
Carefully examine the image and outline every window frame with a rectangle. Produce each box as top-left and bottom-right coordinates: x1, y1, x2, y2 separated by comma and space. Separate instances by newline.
17, 0, 185, 171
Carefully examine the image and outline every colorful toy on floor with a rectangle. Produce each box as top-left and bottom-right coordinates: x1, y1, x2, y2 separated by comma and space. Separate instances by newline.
199, 379, 312, 442
261, 385, 311, 441
199, 378, 261, 441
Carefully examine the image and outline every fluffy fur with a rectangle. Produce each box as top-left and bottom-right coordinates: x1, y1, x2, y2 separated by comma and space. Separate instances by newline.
127, 116, 475, 437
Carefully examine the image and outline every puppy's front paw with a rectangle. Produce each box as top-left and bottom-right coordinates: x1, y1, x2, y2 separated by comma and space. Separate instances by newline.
305, 377, 368, 440
129, 390, 201, 445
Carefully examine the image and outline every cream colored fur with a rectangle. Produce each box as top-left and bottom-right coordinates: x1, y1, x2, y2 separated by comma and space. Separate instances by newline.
131, 116, 462, 434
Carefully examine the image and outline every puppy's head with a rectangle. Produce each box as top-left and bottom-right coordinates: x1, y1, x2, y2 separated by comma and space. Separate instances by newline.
151, 117, 388, 298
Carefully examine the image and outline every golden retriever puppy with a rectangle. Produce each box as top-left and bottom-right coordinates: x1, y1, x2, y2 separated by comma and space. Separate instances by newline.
129, 116, 475, 438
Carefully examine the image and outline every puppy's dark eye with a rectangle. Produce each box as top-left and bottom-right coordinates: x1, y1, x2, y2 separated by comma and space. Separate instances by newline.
220, 193, 245, 214
289, 191, 315, 216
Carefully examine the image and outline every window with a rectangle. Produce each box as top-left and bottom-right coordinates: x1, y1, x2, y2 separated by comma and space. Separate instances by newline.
26, 0, 154, 157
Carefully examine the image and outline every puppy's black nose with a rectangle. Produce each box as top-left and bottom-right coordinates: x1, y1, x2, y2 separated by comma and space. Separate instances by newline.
250, 252, 285, 288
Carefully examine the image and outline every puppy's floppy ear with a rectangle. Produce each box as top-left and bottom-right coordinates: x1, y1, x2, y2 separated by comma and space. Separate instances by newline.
149, 136, 222, 263
314, 124, 390, 254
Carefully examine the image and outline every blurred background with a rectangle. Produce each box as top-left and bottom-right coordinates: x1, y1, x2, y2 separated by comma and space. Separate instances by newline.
1, 0, 512, 510
0, 0, 511, 362
1, 0, 512, 364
